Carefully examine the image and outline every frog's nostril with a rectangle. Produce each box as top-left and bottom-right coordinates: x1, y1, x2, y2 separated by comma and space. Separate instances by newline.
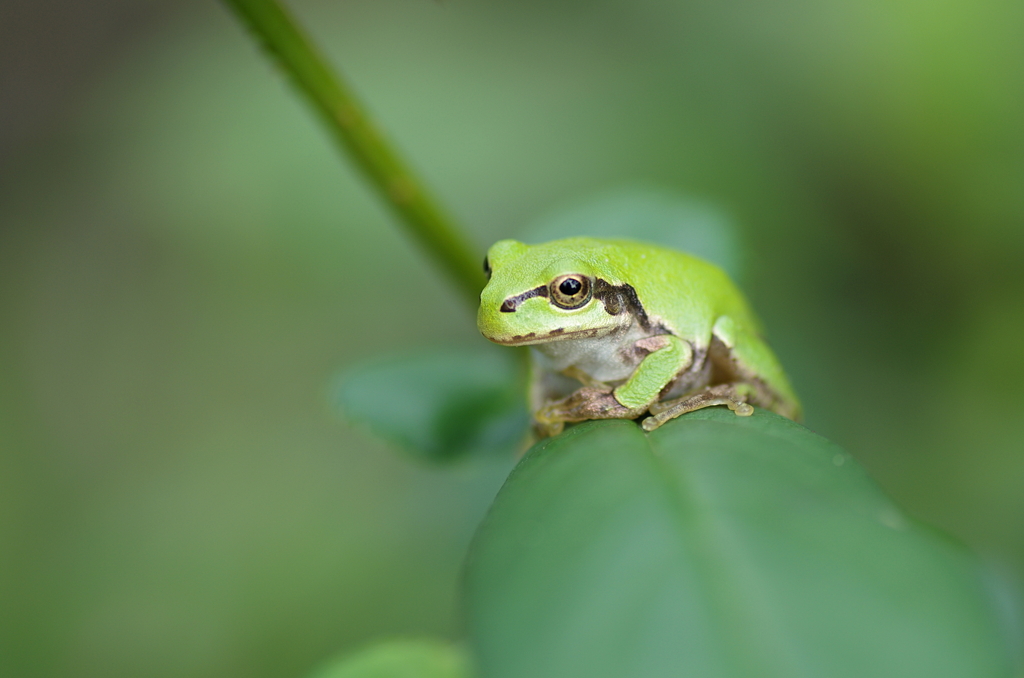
500, 299, 516, 313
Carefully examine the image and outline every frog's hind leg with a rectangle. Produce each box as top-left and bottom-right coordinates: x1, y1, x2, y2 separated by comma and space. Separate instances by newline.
642, 383, 754, 431
641, 315, 794, 431
707, 316, 802, 421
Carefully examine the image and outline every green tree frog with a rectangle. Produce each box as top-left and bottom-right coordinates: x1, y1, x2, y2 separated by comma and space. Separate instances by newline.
478, 237, 801, 437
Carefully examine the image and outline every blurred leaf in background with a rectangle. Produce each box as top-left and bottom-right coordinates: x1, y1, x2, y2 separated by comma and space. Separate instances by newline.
1, 0, 1022, 677
306, 639, 472, 678
332, 348, 527, 464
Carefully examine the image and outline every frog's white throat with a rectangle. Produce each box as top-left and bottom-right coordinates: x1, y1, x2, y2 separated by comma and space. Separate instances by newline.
531, 321, 661, 384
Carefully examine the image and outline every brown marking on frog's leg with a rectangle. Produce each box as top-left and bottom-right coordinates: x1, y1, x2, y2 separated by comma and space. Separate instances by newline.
537, 386, 647, 427
707, 334, 795, 418
708, 333, 745, 383
634, 335, 671, 352
615, 334, 668, 366
642, 383, 756, 432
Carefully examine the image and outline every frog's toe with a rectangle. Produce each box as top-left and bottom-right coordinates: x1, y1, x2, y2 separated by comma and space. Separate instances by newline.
640, 416, 663, 432
729, 401, 754, 416
532, 419, 565, 438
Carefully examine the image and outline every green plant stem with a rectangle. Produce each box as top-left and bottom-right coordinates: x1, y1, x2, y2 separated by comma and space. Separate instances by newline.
222, 0, 484, 306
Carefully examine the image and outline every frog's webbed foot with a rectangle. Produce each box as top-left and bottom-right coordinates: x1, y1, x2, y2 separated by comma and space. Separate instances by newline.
642, 383, 755, 432
534, 386, 647, 437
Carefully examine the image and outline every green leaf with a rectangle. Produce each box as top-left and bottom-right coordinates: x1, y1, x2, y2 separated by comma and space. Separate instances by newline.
520, 186, 743, 281
465, 409, 1015, 678
307, 639, 472, 678
332, 348, 528, 463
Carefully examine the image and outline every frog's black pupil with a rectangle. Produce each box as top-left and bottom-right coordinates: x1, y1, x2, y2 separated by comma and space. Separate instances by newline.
560, 278, 582, 296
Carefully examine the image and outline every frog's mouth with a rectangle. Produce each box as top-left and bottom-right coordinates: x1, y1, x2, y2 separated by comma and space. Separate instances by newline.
482, 326, 608, 346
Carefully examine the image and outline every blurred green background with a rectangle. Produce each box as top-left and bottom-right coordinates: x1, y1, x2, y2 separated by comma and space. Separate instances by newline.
1, 0, 1022, 676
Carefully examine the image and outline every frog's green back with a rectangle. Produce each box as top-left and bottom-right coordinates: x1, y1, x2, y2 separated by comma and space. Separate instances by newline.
515, 237, 761, 343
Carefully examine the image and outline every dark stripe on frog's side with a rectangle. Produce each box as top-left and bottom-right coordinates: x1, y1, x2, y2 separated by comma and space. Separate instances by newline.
500, 285, 548, 312
593, 279, 651, 331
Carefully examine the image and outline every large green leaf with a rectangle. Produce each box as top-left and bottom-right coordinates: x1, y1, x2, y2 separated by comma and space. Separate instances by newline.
307, 639, 472, 678
332, 348, 528, 463
465, 409, 1014, 678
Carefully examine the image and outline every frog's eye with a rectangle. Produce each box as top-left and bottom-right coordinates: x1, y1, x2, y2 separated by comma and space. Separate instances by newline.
483, 257, 492, 280
549, 274, 592, 309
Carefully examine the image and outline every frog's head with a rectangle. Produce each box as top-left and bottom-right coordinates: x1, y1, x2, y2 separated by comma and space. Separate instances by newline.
478, 238, 636, 346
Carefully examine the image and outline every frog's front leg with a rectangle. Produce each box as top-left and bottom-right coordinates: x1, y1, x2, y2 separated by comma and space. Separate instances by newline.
535, 335, 693, 435
535, 385, 646, 433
